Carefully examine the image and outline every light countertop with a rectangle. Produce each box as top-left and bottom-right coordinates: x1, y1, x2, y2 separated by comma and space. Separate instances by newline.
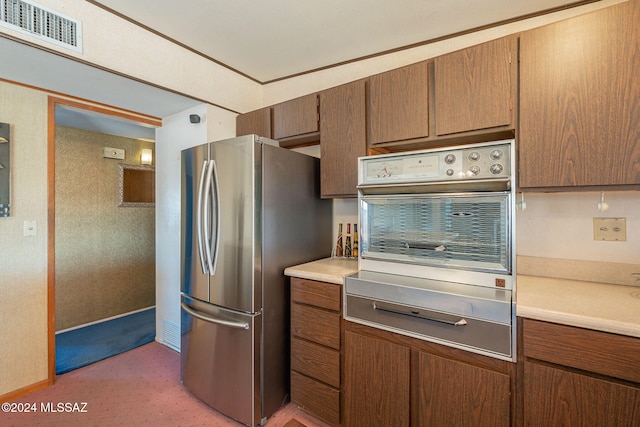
516, 275, 640, 338
284, 257, 358, 285
284, 258, 640, 338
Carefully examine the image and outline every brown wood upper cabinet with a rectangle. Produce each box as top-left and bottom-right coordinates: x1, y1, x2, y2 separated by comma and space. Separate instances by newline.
319, 80, 366, 198
519, 0, 640, 189
368, 60, 430, 145
434, 36, 516, 136
236, 107, 271, 138
272, 93, 319, 146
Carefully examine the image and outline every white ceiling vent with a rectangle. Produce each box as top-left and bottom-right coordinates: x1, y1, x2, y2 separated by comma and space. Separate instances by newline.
0, 0, 82, 52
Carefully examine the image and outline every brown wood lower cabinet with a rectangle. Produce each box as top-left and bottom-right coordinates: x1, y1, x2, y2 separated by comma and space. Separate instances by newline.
343, 321, 515, 427
524, 362, 640, 426
521, 318, 640, 427
413, 351, 510, 427
344, 330, 411, 427
290, 278, 342, 426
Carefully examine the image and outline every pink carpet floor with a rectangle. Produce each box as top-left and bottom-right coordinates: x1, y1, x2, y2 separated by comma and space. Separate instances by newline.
2, 341, 332, 427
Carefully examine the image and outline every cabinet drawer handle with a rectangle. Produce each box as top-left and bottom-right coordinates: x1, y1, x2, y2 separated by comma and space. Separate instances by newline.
373, 301, 467, 326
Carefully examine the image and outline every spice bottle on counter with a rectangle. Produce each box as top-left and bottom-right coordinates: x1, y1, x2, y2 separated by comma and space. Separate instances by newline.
344, 223, 352, 258
335, 223, 344, 257
352, 224, 359, 257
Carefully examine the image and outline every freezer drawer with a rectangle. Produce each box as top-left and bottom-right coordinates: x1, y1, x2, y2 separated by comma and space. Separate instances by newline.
180, 297, 261, 426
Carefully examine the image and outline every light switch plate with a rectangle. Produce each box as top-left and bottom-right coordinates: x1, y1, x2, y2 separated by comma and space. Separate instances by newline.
593, 217, 626, 241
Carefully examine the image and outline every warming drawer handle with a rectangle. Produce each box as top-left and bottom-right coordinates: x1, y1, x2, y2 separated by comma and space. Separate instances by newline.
373, 301, 467, 326
181, 302, 250, 330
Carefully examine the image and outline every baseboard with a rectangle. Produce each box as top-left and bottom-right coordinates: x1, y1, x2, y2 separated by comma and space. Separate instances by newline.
56, 306, 155, 334
0, 378, 53, 404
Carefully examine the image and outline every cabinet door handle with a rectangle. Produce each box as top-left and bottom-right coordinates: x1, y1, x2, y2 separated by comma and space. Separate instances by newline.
373, 301, 467, 326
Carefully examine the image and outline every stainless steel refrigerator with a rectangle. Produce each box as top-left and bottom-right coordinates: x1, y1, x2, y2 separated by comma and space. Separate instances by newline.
180, 134, 332, 426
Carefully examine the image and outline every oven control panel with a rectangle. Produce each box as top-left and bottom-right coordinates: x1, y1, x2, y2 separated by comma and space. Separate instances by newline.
360, 141, 512, 184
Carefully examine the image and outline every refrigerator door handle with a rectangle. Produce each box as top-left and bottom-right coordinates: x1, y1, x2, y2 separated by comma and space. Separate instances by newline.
202, 159, 216, 275
181, 302, 250, 330
209, 159, 221, 275
196, 160, 209, 274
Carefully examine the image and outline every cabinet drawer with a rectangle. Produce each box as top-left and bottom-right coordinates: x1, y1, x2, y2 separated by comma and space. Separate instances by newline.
523, 319, 640, 384
291, 371, 340, 426
292, 337, 340, 388
291, 303, 341, 349
291, 278, 341, 312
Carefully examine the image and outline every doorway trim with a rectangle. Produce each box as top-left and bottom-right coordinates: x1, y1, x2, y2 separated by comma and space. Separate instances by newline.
47, 96, 161, 383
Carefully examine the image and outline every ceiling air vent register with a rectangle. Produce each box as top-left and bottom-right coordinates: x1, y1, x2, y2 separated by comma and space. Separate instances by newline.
0, 0, 82, 52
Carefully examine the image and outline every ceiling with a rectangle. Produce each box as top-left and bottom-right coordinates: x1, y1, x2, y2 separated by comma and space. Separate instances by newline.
93, 0, 589, 83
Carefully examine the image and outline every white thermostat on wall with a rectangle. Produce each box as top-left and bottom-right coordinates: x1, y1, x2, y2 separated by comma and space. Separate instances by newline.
102, 147, 125, 160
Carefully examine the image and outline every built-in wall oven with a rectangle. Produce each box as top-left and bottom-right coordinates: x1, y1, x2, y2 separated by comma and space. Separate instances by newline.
344, 140, 516, 361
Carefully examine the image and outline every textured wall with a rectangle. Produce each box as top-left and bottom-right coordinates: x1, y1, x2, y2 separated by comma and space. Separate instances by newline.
0, 82, 49, 395
55, 126, 155, 331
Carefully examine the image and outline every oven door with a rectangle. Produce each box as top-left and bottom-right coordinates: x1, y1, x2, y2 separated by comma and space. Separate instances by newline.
359, 192, 512, 274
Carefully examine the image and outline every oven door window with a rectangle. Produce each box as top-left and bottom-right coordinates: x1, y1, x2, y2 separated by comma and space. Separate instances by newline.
360, 193, 511, 273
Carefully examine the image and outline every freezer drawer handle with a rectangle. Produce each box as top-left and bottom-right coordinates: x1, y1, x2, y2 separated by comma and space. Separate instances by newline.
181, 303, 250, 330
372, 301, 467, 326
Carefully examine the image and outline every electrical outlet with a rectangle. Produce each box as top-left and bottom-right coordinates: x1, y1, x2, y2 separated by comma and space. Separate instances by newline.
593, 218, 626, 241
23, 220, 37, 237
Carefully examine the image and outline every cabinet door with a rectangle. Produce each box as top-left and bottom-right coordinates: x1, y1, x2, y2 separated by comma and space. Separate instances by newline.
434, 37, 514, 136
344, 331, 410, 427
320, 80, 366, 198
519, 1, 640, 188
524, 362, 640, 427
236, 107, 271, 138
368, 61, 430, 145
273, 93, 319, 140
413, 351, 510, 427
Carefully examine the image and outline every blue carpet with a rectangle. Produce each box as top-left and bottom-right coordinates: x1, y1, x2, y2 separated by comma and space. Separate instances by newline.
56, 307, 156, 375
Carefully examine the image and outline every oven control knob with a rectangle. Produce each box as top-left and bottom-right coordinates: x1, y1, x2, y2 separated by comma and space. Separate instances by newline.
490, 163, 504, 175
469, 165, 481, 175
444, 154, 456, 164
446, 168, 454, 176
490, 149, 504, 160
468, 151, 480, 161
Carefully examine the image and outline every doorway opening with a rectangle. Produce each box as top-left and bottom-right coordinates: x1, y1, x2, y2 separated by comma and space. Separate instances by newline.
47, 97, 161, 378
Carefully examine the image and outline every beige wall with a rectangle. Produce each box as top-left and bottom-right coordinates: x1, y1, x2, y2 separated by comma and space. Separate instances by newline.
0, 82, 49, 395
54, 126, 155, 331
